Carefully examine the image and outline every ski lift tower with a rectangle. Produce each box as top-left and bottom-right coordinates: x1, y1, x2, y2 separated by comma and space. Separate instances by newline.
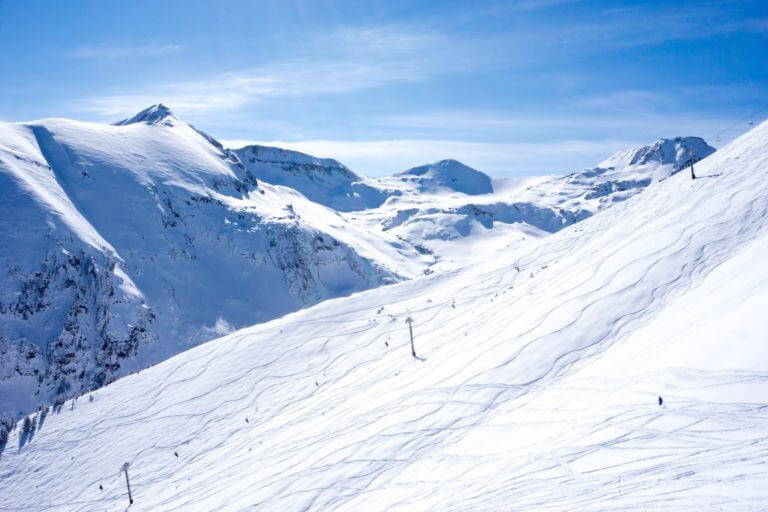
689, 152, 698, 180
121, 462, 134, 505
405, 317, 416, 358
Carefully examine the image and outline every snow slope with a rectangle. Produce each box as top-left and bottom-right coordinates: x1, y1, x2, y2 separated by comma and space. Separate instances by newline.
343, 137, 715, 271
1, 121, 765, 510
229, 139, 715, 273
0, 106, 423, 419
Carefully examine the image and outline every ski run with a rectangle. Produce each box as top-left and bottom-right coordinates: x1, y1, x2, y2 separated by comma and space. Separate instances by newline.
0, 109, 767, 511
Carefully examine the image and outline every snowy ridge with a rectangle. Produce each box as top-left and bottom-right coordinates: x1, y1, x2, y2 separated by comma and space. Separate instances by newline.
1, 120, 766, 510
598, 136, 714, 169
113, 103, 178, 126
343, 138, 714, 272
234, 145, 390, 212
0, 107, 423, 419
231, 140, 716, 275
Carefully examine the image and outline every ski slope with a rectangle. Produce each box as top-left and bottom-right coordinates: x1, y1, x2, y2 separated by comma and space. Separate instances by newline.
0, 106, 424, 419
1, 118, 765, 510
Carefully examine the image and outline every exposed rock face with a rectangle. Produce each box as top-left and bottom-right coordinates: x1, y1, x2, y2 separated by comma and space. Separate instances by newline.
0, 249, 155, 411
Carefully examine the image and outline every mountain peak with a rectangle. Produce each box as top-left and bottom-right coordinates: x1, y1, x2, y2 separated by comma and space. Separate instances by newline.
398, 159, 469, 176
395, 159, 493, 195
598, 136, 715, 170
114, 103, 178, 126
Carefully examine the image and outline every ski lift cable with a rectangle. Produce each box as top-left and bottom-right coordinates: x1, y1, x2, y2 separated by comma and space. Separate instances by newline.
712, 102, 768, 143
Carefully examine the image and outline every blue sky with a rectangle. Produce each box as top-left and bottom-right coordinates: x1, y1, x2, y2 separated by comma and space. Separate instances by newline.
1, 0, 766, 176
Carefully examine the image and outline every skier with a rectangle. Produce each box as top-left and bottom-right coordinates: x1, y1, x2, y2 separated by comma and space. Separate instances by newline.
658, 396, 663, 406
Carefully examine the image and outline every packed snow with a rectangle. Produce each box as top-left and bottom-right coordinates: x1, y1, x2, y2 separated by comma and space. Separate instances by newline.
1, 116, 765, 511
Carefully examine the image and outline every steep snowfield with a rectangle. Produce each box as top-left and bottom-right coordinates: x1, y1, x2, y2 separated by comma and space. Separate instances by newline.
1, 121, 765, 510
0, 106, 423, 418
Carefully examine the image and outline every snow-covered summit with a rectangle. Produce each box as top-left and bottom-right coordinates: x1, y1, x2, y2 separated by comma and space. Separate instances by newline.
113, 103, 178, 126
515, 136, 717, 215
598, 136, 715, 170
233, 144, 391, 212
393, 159, 494, 195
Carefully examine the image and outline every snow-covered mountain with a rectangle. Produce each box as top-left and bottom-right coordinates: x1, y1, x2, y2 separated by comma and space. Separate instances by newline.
2, 118, 765, 511
0, 105, 424, 419
597, 135, 713, 170
231, 153, 494, 212
0, 111, 719, 420
528, 135, 716, 211
342, 137, 715, 271
390, 158, 494, 195
234, 145, 391, 212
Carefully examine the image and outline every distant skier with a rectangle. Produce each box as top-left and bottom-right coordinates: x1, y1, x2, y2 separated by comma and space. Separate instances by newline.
658, 396, 663, 406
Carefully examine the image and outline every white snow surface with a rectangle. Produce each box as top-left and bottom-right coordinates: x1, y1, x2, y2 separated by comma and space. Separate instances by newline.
0, 106, 424, 418
338, 137, 714, 272
391, 159, 494, 195
234, 145, 390, 212
1, 121, 765, 510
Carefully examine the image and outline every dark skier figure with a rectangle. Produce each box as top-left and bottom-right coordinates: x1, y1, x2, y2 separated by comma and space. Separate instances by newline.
658, 396, 664, 406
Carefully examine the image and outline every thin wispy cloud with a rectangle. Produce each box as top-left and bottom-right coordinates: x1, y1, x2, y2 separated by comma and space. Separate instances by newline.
549, 3, 768, 50
501, 0, 582, 12
569, 90, 672, 114
73, 10, 765, 120
76, 26, 507, 119
38, 3, 765, 179
379, 108, 732, 141
79, 60, 426, 117
70, 43, 185, 60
